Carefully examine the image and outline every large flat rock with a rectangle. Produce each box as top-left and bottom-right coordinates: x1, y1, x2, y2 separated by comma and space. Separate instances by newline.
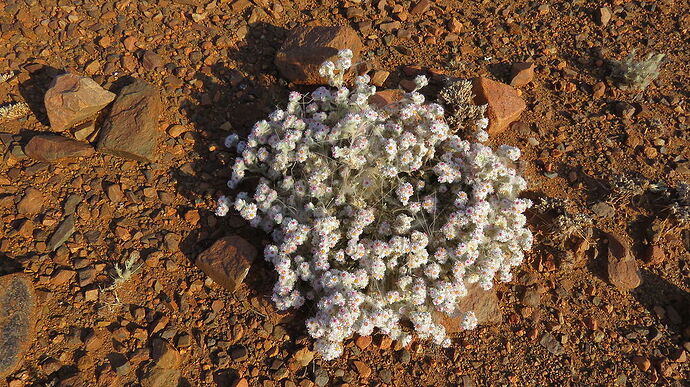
0, 273, 36, 377
96, 79, 162, 162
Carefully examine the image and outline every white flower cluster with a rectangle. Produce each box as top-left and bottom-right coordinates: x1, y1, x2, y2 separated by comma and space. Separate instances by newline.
219, 50, 533, 360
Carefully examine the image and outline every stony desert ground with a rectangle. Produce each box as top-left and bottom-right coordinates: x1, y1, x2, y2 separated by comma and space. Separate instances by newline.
0, 0, 689, 386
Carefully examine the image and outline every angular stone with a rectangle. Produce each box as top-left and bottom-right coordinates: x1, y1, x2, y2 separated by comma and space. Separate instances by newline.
368, 89, 404, 108
606, 233, 642, 290
435, 282, 502, 333
471, 77, 526, 135
48, 215, 75, 251
151, 338, 180, 368
195, 236, 257, 292
17, 188, 43, 215
509, 62, 535, 88
142, 50, 164, 70
97, 80, 162, 162
0, 273, 36, 377
140, 367, 181, 387
540, 332, 564, 355
597, 7, 612, 26
44, 73, 116, 131
24, 135, 95, 162
275, 26, 363, 85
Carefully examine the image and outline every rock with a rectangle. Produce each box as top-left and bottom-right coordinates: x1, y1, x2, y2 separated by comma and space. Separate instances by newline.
368, 89, 404, 108
355, 335, 372, 350
275, 26, 363, 84
72, 120, 98, 142
151, 338, 180, 368
591, 202, 615, 218
613, 102, 635, 119
0, 273, 36, 377
606, 233, 642, 290
520, 287, 541, 307
232, 379, 249, 387
593, 82, 606, 99
509, 62, 535, 88
44, 73, 116, 131
539, 332, 564, 355
632, 355, 650, 371
106, 184, 123, 202
471, 77, 526, 135
17, 188, 43, 214
643, 245, 665, 265
293, 346, 314, 367
435, 282, 502, 333
97, 79, 162, 162
370, 70, 390, 87
410, 0, 431, 15
670, 348, 687, 363
176, 333, 192, 348
142, 50, 164, 70
195, 236, 257, 292
140, 366, 181, 387
229, 346, 248, 361
48, 215, 75, 251
352, 360, 371, 378
24, 135, 95, 162
597, 7, 612, 26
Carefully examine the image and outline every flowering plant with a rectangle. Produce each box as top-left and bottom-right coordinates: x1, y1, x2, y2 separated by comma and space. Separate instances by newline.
217, 50, 533, 360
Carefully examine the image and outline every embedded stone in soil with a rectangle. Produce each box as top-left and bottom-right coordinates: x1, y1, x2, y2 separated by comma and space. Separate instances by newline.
23, 134, 95, 162
96, 79, 162, 162
0, 273, 36, 377
194, 235, 257, 292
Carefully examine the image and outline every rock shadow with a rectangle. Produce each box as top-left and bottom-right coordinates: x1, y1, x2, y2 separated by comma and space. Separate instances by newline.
18, 64, 63, 127
174, 21, 311, 359
633, 270, 690, 336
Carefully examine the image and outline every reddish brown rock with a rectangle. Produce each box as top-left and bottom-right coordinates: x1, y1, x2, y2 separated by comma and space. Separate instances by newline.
17, 188, 44, 215
368, 89, 404, 108
97, 79, 162, 162
435, 282, 502, 333
43, 73, 116, 131
275, 26, 363, 85
509, 62, 535, 88
471, 77, 526, 135
24, 134, 95, 162
151, 338, 180, 368
410, 0, 431, 15
606, 233, 642, 290
642, 245, 665, 265
0, 273, 36, 377
194, 236, 257, 292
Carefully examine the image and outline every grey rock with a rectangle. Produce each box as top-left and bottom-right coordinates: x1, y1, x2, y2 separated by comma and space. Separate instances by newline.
63, 194, 82, 215
48, 215, 75, 251
591, 202, 615, 218
97, 80, 162, 162
0, 274, 36, 377
540, 332, 564, 355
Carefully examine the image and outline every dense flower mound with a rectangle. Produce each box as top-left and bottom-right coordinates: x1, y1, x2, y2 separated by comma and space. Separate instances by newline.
218, 50, 533, 360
